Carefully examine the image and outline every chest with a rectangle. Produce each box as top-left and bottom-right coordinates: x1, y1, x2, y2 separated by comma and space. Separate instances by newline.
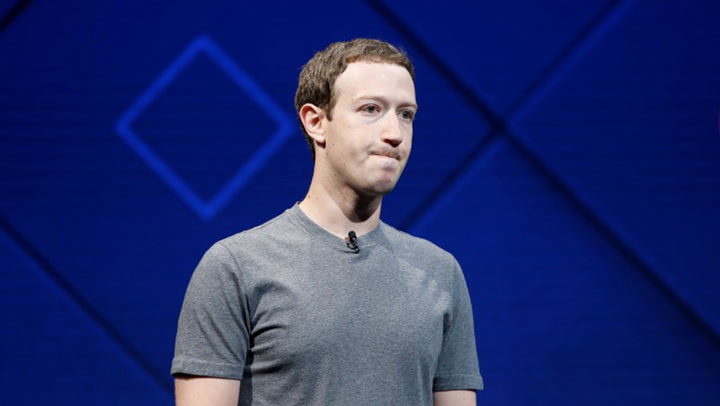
245, 254, 452, 373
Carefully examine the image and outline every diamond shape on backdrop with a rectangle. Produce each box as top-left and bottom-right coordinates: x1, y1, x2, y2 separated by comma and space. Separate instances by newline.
115, 34, 293, 220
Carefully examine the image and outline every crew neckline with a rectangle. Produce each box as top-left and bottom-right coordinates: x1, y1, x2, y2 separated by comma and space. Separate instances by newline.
285, 203, 384, 251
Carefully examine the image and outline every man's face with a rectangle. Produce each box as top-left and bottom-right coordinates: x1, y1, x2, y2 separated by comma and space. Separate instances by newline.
320, 61, 417, 197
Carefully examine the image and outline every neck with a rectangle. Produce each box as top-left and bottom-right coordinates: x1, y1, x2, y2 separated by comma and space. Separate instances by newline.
298, 179, 383, 239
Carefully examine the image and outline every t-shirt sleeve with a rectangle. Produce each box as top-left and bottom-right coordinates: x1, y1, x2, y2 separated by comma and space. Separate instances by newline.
171, 241, 249, 379
433, 258, 484, 391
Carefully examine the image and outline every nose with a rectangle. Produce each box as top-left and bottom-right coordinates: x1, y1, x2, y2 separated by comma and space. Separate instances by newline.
381, 113, 403, 147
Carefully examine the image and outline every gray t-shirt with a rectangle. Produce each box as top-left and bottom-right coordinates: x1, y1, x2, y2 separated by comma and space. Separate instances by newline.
172, 205, 482, 405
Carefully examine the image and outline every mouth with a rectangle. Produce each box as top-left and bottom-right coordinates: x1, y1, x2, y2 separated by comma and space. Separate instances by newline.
371, 151, 400, 160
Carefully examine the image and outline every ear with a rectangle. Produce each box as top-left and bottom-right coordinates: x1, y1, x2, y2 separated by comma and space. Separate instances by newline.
299, 103, 327, 147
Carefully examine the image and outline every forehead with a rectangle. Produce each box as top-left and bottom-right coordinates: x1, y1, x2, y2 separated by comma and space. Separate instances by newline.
333, 62, 416, 102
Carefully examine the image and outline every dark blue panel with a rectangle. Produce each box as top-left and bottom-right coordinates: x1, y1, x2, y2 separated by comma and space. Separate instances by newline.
376, 0, 613, 113
417, 139, 720, 405
0, 229, 172, 404
519, 0, 720, 332
0, 1, 13, 18
0, 0, 28, 28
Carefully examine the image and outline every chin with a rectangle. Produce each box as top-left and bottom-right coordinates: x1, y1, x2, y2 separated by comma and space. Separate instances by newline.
369, 181, 399, 196
355, 173, 402, 197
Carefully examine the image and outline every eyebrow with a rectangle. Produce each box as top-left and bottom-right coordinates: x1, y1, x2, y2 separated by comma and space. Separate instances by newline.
354, 95, 418, 110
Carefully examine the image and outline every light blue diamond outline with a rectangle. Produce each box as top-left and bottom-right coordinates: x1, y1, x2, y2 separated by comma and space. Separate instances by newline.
115, 34, 294, 220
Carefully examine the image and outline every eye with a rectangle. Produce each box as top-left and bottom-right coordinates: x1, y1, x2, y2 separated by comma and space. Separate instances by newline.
400, 109, 415, 121
362, 104, 380, 114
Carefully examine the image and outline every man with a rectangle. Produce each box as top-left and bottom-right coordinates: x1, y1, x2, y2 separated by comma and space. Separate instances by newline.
172, 38, 483, 405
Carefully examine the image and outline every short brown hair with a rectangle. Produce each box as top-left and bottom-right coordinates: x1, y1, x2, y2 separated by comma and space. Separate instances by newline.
295, 38, 415, 160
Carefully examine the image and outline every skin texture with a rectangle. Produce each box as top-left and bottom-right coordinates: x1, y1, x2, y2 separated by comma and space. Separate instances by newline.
175, 376, 239, 406
433, 390, 477, 405
175, 61, 476, 405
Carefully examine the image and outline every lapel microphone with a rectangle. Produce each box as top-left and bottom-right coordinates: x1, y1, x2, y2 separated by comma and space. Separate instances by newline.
346, 230, 360, 253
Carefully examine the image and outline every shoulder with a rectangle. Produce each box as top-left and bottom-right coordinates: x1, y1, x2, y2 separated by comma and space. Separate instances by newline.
379, 222, 461, 271
196, 208, 298, 274
215, 207, 297, 252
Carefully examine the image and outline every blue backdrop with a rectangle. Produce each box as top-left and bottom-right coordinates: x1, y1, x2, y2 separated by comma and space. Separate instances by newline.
1, 0, 719, 404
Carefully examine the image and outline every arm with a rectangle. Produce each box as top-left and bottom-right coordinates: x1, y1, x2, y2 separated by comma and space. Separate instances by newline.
433, 390, 476, 406
432, 260, 483, 402
172, 243, 249, 404
175, 376, 240, 406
